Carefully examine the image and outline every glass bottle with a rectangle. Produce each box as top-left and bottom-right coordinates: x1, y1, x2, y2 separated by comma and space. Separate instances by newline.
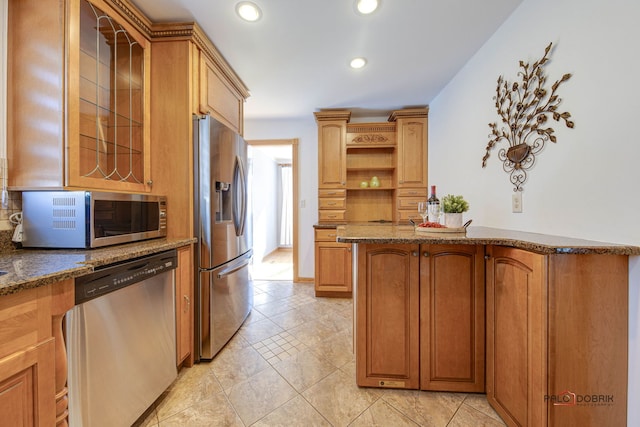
427, 185, 440, 223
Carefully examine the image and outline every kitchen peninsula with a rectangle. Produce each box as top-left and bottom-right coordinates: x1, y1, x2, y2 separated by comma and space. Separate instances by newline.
338, 224, 640, 427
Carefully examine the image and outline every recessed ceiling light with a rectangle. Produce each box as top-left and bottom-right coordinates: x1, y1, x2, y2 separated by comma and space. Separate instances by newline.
355, 0, 379, 15
350, 57, 367, 69
236, 2, 262, 22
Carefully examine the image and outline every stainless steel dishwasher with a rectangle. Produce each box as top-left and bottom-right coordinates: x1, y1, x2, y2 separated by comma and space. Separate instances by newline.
66, 250, 178, 427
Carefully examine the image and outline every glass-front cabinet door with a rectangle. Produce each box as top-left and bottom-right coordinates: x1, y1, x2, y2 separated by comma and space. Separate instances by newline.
69, 0, 151, 192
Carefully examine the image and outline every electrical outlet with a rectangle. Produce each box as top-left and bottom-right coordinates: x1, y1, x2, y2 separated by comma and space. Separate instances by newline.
300, 199, 306, 208
512, 192, 523, 213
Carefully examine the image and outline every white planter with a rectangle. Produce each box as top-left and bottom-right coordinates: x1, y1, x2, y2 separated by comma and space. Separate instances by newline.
444, 212, 463, 228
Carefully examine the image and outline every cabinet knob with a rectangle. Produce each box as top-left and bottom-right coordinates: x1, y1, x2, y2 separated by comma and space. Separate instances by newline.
399, 180, 404, 184
484, 254, 491, 260
184, 295, 190, 312
341, 181, 346, 185
423, 252, 430, 257
412, 251, 418, 257
146, 180, 153, 186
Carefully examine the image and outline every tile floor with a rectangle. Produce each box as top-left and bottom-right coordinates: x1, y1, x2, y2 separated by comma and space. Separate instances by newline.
138, 280, 506, 426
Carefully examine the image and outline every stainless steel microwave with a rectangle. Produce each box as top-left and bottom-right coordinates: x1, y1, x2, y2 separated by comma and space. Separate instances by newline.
22, 191, 167, 248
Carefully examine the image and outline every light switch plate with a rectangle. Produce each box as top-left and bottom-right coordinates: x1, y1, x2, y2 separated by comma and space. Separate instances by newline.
512, 192, 523, 213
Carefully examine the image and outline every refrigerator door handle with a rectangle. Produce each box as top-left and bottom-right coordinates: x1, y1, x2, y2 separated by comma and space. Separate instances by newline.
217, 251, 252, 279
232, 155, 247, 237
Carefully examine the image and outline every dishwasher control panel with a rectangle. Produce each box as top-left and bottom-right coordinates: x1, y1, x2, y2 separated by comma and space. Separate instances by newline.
74, 249, 178, 304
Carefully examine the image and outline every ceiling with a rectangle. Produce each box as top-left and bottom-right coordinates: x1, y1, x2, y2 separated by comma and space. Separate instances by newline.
131, 0, 523, 120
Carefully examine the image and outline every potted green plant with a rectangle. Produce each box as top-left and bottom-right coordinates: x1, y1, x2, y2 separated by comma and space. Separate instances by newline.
442, 194, 469, 228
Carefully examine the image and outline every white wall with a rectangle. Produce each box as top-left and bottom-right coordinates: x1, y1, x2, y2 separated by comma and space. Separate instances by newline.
248, 149, 279, 263
429, 0, 640, 423
244, 116, 318, 278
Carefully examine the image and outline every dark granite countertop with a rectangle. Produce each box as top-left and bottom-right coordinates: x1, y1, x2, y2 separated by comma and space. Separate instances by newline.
336, 225, 640, 255
0, 237, 196, 297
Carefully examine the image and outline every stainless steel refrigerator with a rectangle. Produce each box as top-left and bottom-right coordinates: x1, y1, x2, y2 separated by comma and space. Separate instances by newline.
193, 114, 253, 360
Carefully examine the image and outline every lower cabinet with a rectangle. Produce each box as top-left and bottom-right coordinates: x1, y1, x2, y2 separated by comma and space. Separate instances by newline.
356, 243, 420, 389
176, 245, 194, 368
485, 246, 628, 427
420, 244, 485, 392
314, 228, 352, 297
355, 243, 484, 392
0, 280, 74, 426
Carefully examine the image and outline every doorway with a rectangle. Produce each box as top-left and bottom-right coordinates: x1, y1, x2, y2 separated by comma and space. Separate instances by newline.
247, 139, 299, 282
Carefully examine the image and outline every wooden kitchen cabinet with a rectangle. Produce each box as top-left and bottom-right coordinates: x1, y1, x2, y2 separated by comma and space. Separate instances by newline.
314, 228, 352, 297
486, 246, 628, 427
314, 108, 428, 223
390, 109, 428, 189
176, 245, 194, 368
314, 108, 428, 293
420, 244, 485, 392
149, 24, 248, 239
8, 0, 152, 192
0, 280, 74, 426
355, 243, 484, 392
356, 243, 420, 389
315, 111, 350, 191
199, 53, 245, 134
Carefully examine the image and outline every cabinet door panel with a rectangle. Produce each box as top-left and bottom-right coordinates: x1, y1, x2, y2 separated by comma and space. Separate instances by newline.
176, 246, 194, 367
486, 246, 546, 427
314, 242, 352, 296
318, 122, 346, 188
396, 118, 427, 188
420, 244, 485, 392
356, 244, 419, 389
0, 339, 56, 427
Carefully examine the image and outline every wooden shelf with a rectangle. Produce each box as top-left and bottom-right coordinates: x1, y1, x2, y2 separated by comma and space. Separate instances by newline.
347, 166, 395, 171
347, 187, 395, 191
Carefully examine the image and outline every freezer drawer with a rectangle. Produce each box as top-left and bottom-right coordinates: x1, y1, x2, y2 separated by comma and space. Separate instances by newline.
199, 251, 253, 359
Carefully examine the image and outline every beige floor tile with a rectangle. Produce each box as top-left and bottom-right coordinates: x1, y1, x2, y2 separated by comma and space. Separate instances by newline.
209, 345, 272, 392
310, 329, 355, 369
252, 395, 331, 426
158, 391, 243, 426
144, 281, 507, 426
462, 394, 507, 424
288, 318, 346, 347
227, 366, 297, 425
448, 402, 508, 427
253, 331, 309, 365
302, 369, 382, 426
244, 308, 268, 324
272, 348, 338, 392
237, 317, 285, 344
350, 399, 420, 427
155, 365, 222, 421
269, 306, 315, 329
381, 389, 465, 427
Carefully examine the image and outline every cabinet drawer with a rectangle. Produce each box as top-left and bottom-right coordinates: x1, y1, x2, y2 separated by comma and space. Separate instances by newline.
318, 189, 346, 198
319, 210, 346, 222
319, 198, 346, 209
315, 228, 340, 242
396, 210, 422, 222
396, 188, 426, 198
397, 197, 424, 210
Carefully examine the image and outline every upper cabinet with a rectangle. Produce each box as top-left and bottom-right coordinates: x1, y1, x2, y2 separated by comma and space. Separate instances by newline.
315, 111, 350, 190
8, 0, 152, 192
390, 109, 428, 189
315, 107, 428, 223
199, 53, 245, 135
147, 22, 249, 238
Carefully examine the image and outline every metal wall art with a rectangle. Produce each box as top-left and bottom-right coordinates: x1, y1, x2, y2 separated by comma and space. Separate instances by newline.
482, 43, 574, 191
